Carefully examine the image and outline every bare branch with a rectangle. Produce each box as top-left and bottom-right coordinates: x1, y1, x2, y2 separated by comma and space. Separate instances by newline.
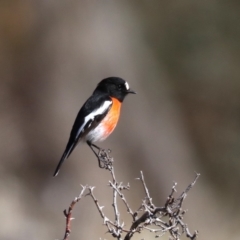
123, 172, 200, 240
62, 185, 87, 240
139, 171, 154, 208
59, 149, 200, 240
87, 185, 129, 239
109, 181, 134, 217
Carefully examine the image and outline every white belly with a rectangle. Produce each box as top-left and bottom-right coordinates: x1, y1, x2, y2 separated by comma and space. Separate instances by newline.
84, 122, 107, 143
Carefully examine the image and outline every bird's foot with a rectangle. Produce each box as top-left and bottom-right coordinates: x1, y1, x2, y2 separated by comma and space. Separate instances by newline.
97, 148, 113, 169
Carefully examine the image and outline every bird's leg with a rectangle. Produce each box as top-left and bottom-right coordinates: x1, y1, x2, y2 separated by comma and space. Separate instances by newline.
87, 141, 112, 168
87, 141, 100, 157
89, 143, 101, 151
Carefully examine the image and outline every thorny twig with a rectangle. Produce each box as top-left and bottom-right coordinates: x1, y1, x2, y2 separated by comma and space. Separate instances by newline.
90, 151, 199, 240
62, 185, 87, 240
139, 171, 154, 207
60, 150, 199, 240
88, 186, 129, 237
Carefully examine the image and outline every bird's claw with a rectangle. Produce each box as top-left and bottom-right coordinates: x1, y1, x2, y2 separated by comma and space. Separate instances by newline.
97, 149, 113, 169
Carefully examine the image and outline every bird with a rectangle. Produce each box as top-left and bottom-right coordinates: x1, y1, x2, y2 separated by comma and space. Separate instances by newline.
53, 77, 136, 176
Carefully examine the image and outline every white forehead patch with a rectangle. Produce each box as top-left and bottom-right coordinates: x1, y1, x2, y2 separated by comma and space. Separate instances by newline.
125, 81, 129, 90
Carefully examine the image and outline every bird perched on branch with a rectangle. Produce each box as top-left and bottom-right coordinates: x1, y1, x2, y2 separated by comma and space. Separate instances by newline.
53, 77, 136, 176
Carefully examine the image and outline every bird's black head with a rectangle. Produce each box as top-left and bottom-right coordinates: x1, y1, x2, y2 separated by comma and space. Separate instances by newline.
95, 77, 136, 102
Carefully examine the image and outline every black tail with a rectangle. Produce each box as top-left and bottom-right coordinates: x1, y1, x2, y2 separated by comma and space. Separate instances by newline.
53, 139, 77, 177
53, 151, 69, 177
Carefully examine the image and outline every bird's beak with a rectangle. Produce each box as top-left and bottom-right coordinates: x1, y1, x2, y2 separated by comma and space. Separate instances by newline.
127, 89, 136, 94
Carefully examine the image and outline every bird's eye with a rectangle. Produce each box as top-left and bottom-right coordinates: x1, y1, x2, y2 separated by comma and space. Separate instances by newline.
118, 84, 122, 90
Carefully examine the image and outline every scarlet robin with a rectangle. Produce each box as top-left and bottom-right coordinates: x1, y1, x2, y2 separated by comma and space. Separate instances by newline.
53, 77, 136, 176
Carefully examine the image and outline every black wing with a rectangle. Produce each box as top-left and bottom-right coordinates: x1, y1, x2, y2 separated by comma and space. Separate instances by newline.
53, 94, 112, 176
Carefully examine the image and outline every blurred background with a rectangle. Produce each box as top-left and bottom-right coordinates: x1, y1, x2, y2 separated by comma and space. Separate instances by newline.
1, 0, 240, 239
